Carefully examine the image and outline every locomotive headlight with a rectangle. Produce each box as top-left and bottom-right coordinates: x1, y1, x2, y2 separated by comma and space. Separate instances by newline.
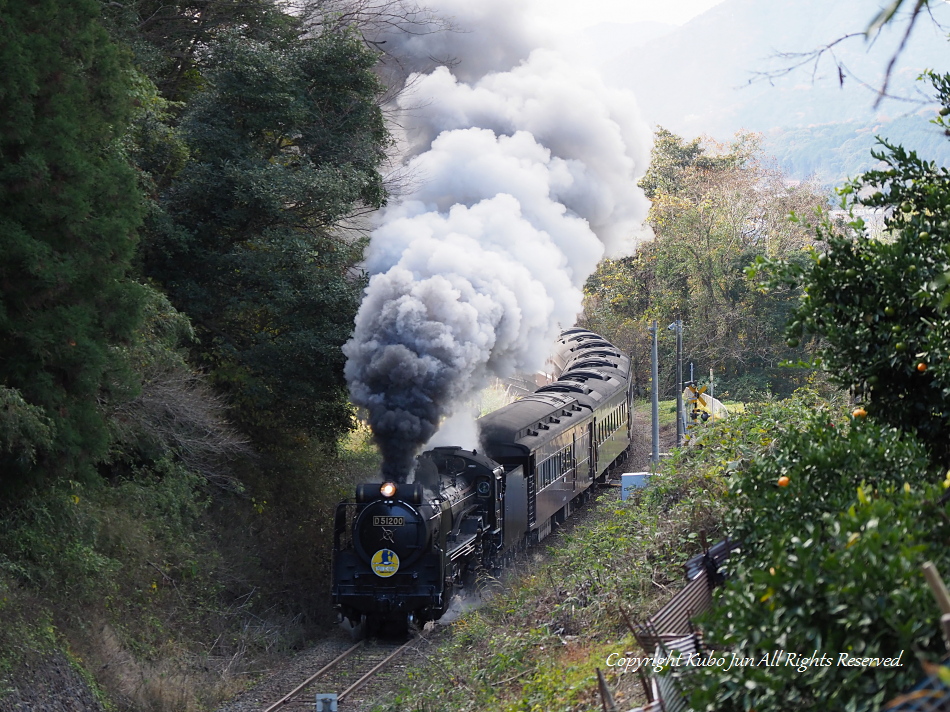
380, 481, 397, 498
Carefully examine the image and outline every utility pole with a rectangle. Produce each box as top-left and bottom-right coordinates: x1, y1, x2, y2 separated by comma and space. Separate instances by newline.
669, 320, 684, 447
650, 321, 659, 466
677, 320, 684, 446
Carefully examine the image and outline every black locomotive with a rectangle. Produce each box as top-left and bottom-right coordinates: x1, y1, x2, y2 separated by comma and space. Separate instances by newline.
332, 328, 632, 629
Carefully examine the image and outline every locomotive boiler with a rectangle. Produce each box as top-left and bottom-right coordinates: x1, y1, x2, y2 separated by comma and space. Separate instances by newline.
332, 447, 504, 627
332, 328, 632, 631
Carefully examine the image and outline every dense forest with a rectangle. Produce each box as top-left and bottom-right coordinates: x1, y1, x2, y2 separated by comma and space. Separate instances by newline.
1, 0, 390, 491
0, 1, 393, 708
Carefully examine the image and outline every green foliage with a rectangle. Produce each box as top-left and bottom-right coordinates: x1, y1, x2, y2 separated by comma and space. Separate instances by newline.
0, 459, 243, 710
0, 425, 382, 709
681, 413, 946, 712
102, 0, 297, 103
672, 384, 841, 480
144, 26, 389, 446
0, 460, 207, 598
760, 72, 950, 464
721, 412, 932, 561
0, 5, 397, 707
584, 129, 825, 400
124, 68, 189, 196
0, 0, 146, 486
678, 59, 950, 712
0, 387, 55, 467
109, 285, 249, 489
638, 127, 752, 200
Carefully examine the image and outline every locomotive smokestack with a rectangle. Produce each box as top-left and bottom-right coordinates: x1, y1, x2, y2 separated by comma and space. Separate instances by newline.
343, 0, 653, 480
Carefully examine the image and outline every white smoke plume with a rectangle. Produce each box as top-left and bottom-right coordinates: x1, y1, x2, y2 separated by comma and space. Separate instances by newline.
343, 0, 653, 479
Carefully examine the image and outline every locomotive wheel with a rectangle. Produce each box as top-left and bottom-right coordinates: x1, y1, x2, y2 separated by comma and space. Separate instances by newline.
352, 613, 412, 640
357, 614, 378, 640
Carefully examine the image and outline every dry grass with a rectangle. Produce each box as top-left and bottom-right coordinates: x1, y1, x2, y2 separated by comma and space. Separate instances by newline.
0, 427, 384, 712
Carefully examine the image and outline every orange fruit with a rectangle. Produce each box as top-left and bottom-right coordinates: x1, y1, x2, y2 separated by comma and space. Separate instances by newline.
917, 362, 928, 372
778, 476, 790, 487
852, 407, 867, 418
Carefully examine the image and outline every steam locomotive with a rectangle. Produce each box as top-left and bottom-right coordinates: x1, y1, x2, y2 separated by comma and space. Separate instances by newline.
331, 328, 632, 630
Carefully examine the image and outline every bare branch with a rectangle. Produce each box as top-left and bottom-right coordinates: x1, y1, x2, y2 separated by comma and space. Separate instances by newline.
112, 364, 251, 490
747, 1, 944, 108
875, 0, 926, 107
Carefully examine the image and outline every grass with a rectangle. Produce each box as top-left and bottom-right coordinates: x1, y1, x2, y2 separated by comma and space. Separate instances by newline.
374, 440, 729, 712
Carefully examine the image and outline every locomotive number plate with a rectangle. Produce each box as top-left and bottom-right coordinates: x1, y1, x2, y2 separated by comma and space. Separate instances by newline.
373, 516, 404, 526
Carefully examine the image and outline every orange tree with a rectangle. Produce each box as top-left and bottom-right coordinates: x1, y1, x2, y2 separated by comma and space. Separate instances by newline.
679, 69, 950, 712
680, 406, 948, 712
758, 70, 950, 466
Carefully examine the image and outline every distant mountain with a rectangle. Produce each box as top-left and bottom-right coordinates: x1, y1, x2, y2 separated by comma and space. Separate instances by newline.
761, 112, 948, 185
573, 0, 950, 185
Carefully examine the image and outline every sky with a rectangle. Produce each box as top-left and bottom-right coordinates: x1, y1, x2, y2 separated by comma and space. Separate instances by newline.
528, 0, 726, 31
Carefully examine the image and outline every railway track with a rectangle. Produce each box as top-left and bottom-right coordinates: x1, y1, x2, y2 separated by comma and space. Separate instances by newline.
262, 637, 414, 712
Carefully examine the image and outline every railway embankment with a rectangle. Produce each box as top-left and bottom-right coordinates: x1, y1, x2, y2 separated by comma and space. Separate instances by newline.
0, 650, 106, 712
368, 387, 950, 712
0, 426, 384, 712
362, 402, 728, 712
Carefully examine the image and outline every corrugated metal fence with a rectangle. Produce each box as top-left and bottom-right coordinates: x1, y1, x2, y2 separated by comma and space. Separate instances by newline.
613, 538, 740, 712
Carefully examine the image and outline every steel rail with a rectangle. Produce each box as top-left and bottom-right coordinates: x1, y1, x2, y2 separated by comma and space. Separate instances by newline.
262, 640, 364, 712
337, 639, 413, 703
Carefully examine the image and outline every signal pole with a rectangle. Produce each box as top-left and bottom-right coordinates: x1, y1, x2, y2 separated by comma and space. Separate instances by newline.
650, 321, 659, 466
669, 320, 684, 447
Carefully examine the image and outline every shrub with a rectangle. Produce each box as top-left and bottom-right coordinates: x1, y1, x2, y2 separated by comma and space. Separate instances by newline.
760, 71, 950, 466
681, 414, 947, 712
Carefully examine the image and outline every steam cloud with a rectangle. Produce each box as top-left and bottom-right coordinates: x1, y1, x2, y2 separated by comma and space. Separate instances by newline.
343, 0, 653, 479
